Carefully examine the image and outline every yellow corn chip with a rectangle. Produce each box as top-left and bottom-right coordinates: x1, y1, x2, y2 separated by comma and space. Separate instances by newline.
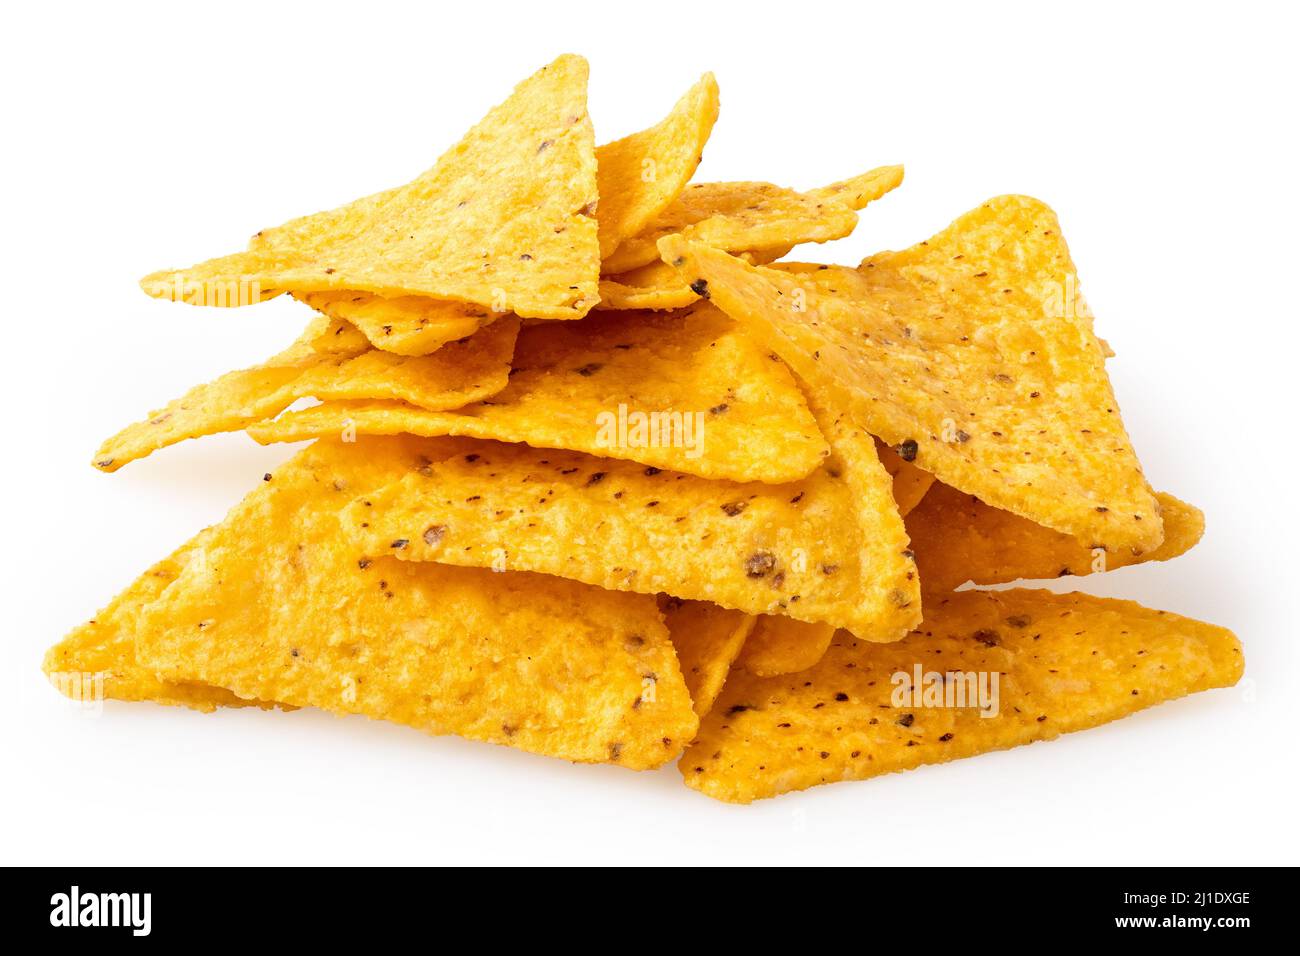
42, 529, 273, 712
737, 616, 836, 677
662, 598, 754, 717
340, 396, 920, 639
662, 197, 1163, 553
877, 438, 935, 517
93, 318, 518, 472
682, 588, 1243, 802
128, 437, 697, 768
602, 166, 900, 274
596, 74, 720, 258
907, 483, 1204, 592
248, 304, 828, 484
141, 55, 600, 320
598, 261, 702, 311
298, 291, 496, 357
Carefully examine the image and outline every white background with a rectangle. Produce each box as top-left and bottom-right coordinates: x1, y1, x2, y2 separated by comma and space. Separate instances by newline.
2, 1, 1296, 865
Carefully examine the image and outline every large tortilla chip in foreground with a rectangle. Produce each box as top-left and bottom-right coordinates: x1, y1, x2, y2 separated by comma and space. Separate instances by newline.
737, 616, 836, 677
662, 598, 754, 717
602, 165, 902, 275
595, 73, 720, 258
141, 55, 600, 320
682, 589, 1242, 802
248, 304, 829, 484
907, 483, 1204, 592
43, 529, 273, 712
341, 398, 919, 640
662, 197, 1163, 553
129, 437, 697, 768
93, 317, 519, 471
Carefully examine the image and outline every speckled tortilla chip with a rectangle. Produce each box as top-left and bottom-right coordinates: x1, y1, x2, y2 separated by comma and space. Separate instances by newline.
877, 439, 935, 516
130, 437, 697, 768
341, 396, 919, 639
602, 166, 900, 275
42, 529, 274, 712
141, 55, 600, 320
737, 616, 836, 677
93, 318, 518, 472
297, 292, 496, 356
907, 483, 1203, 592
248, 304, 828, 484
596, 74, 719, 259
682, 589, 1243, 802
598, 261, 702, 311
662, 598, 754, 717
662, 197, 1163, 552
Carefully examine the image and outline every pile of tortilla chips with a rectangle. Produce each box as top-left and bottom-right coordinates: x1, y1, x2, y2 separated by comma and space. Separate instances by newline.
47, 55, 1242, 802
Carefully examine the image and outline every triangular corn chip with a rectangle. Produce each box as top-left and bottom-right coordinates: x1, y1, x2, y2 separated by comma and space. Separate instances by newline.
340, 396, 920, 639
128, 437, 697, 768
43, 529, 274, 712
662, 598, 754, 717
907, 483, 1203, 592
877, 438, 935, 516
602, 166, 901, 274
598, 261, 704, 311
141, 55, 600, 320
93, 317, 519, 471
662, 197, 1163, 552
247, 304, 829, 484
596, 74, 720, 258
297, 291, 496, 357
682, 589, 1242, 802
737, 616, 836, 677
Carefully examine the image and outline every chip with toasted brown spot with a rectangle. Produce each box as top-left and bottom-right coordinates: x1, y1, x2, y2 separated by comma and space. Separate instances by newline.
907, 483, 1203, 592
126, 437, 696, 768
682, 589, 1242, 802
876, 438, 935, 516
339, 394, 919, 639
661, 197, 1163, 552
248, 304, 828, 484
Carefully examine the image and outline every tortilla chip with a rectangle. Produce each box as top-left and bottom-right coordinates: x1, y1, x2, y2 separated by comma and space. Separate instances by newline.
662, 598, 754, 717
737, 616, 836, 677
907, 483, 1204, 592
682, 588, 1243, 802
42, 529, 272, 712
598, 261, 703, 311
340, 395, 919, 639
93, 318, 518, 472
662, 197, 1163, 552
248, 304, 828, 484
128, 437, 696, 768
596, 74, 719, 258
877, 439, 935, 516
141, 55, 600, 320
298, 291, 496, 357
602, 166, 900, 275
